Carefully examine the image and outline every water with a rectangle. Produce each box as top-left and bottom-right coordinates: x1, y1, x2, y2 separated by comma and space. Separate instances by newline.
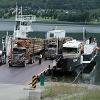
0, 21, 100, 33
0, 21, 14, 31
0, 21, 100, 85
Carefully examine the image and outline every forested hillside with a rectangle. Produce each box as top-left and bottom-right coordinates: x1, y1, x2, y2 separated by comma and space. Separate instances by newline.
0, 0, 100, 10
0, 0, 100, 22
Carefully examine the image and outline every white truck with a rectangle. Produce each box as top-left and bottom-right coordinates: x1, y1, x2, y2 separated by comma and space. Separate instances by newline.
44, 29, 72, 59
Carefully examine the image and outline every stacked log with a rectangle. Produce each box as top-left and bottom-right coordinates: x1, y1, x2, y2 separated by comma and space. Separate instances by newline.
32, 38, 44, 54
15, 38, 33, 47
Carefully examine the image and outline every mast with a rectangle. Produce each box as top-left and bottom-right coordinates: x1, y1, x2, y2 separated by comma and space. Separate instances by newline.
16, 2, 18, 20
21, 6, 22, 18
83, 27, 85, 42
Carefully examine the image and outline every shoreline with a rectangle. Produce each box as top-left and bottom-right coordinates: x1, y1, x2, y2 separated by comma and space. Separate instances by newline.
0, 18, 100, 25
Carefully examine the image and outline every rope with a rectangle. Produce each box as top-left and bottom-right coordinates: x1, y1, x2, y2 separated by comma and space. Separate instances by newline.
72, 69, 82, 83
72, 65, 84, 84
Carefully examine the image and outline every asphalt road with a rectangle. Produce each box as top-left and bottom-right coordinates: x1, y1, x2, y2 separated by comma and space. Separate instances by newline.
0, 59, 52, 85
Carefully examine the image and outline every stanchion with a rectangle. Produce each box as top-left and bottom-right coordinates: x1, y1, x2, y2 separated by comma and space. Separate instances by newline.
32, 75, 37, 88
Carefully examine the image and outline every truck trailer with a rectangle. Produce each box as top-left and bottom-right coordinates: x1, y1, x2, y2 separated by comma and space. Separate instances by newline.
8, 37, 44, 67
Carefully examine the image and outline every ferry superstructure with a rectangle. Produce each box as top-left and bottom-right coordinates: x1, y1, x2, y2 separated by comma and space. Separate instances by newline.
5, 6, 36, 57
2, 6, 36, 66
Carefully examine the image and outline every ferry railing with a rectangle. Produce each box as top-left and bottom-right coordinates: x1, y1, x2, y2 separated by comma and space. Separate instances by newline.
16, 15, 36, 22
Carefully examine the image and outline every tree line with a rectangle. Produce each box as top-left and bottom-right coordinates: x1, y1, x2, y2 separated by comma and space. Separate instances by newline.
0, 0, 100, 10
0, 0, 100, 22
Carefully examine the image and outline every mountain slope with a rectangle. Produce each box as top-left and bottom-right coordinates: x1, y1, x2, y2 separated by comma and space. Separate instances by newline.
0, 0, 100, 10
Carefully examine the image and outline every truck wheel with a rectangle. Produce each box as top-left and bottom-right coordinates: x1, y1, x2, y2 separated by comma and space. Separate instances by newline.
9, 63, 12, 67
4, 61, 6, 64
3, 59, 6, 64
23, 62, 26, 67
28, 58, 34, 64
3, 55, 6, 64
31, 58, 34, 64
45, 57, 47, 60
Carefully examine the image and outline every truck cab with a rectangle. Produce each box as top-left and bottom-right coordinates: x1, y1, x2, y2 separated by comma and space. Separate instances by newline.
45, 41, 57, 59
44, 29, 66, 59
56, 39, 82, 72
62, 40, 82, 59
9, 47, 27, 67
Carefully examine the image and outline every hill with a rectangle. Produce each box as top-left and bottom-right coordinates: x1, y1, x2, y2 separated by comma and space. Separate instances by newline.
0, 0, 100, 10
0, 0, 100, 22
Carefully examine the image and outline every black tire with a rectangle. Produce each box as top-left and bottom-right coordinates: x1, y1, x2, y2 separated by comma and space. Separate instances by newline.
45, 57, 47, 60
9, 63, 12, 67
28, 58, 34, 64
3, 59, 6, 64
23, 62, 26, 67
3, 55, 6, 64
4, 61, 6, 64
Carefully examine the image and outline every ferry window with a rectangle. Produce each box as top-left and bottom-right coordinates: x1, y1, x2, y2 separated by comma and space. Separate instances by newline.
21, 22, 27, 26
63, 47, 77, 53
50, 33, 54, 38
83, 54, 92, 61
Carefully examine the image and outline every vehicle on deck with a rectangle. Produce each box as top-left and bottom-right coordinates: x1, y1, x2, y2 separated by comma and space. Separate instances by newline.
44, 29, 72, 59
8, 37, 44, 67
54, 36, 98, 74
2, 6, 44, 67
8, 38, 34, 67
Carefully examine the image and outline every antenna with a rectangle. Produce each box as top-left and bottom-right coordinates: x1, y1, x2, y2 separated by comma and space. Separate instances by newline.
21, 6, 22, 17
7, 31, 8, 36
16, 2, 18, 19
83, 27, 85, 42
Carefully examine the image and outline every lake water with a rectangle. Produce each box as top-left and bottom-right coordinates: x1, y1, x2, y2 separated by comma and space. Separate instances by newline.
0, 21, 100, 85
0, 21, 100, 33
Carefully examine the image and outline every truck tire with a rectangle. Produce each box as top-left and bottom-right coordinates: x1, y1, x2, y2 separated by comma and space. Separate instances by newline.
3, 55, 6, 64
9, 63, 12, 67
3, 59, 6, 64
4, 60, 6, 64
23, 62, 26, 67
45, 57, 47, 60
28, 58, 34, 64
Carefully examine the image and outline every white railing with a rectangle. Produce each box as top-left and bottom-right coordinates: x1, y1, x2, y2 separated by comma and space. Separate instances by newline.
16, 15, 36, 21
